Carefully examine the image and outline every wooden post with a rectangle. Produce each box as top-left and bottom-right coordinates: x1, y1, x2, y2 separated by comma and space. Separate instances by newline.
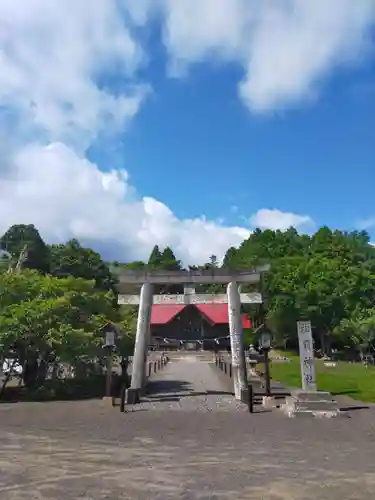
264, 348, 271, 397
105, 346, 113, 398
248, 384, 254, 413
120, 385, 126, 412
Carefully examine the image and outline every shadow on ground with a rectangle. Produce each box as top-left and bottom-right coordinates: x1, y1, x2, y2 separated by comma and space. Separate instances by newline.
146, 379, 192, 394
146, 388, 234, 403
332, 389, 361, 396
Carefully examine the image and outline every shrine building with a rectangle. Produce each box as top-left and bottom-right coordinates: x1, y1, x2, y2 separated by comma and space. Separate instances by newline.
150, 303, 252, 350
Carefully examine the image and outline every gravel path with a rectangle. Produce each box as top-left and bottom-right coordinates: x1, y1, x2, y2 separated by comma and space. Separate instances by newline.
1, 399, 375, 499
1, 355, 375, 498
143, 356, 245, 412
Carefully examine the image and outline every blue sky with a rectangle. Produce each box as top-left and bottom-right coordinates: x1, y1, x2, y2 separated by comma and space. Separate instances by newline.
120, 58, 375, 229
0, 1, 375, 264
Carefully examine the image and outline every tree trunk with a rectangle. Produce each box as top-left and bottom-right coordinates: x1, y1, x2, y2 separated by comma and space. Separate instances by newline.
37, 359, 48, 384
23, 359, 39, 388
319, 331, 326, 356
283, 335, 288, 350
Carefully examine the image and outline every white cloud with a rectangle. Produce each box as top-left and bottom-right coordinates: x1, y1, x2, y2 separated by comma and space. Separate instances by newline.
0, 0, 149, 149
151, 0, 375, 112
0, 1, 364, 265
0, 0, 253, 265
250, 209, 314, 231
0, 143, 249, 264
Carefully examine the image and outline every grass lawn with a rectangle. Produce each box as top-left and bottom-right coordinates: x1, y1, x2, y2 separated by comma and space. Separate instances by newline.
270, 352, 375, 403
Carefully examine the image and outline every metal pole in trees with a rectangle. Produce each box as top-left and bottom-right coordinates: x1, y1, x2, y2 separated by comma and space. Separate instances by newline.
227, 282, 248, 400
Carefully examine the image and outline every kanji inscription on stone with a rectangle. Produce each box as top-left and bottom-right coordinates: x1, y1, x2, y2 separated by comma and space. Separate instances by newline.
297, 321, 317, 391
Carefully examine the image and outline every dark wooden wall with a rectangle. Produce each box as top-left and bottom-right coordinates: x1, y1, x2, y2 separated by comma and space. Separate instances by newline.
151, 305, 229, 344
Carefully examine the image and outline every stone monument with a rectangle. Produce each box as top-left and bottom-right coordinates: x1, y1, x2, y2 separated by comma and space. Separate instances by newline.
281, 320, 340, 418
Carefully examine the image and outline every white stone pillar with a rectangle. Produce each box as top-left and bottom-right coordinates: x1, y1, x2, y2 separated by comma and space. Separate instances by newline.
227, 282, 248, 400
129, 283, 153, 401
143, 323, 151, 385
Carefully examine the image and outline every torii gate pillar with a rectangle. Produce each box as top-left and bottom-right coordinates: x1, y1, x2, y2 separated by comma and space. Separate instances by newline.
227, 282, 248, 400
127, 282, 153, 404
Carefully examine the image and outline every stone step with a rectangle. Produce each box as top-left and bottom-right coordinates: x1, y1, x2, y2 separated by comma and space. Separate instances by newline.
291, 390, 334, 402
280, 403, 341, 419
291, 410, 340, 419
286, 395, 338, 409
292, 400, 339, 412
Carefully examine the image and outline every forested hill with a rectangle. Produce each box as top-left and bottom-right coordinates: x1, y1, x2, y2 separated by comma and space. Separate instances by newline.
1, 223, 375, 357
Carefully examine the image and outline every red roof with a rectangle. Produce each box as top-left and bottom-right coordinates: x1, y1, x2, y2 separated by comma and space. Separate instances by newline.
195, 303, 229, 324
150, 304, 185, 324
150, 304, 252, 328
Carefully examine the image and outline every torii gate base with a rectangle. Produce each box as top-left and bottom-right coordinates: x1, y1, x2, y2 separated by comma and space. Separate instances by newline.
115, 268, 268, 404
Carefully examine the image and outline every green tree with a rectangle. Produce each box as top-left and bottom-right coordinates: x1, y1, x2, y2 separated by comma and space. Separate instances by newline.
118, 261, 147, 270
161, 246, 182, 271
0, 250, 11, 273
147, 245, 183, 293
49, 239, 116, 295
117, 306, 138, 356
148, 245, 163, 269
0, 224, 50, 273
264, 231, 375, 353
0, 270, 117, 386
335, 310, 375, 357
209, 255, 219, 268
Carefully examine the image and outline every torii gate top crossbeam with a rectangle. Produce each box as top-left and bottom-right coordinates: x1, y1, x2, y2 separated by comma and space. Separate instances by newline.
115, 265, 270, 285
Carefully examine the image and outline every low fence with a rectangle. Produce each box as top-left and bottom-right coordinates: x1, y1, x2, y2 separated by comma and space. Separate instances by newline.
213, 354, 254, 412
145, 353, 170, 381
119, 353, 169, 410
214, 354, 258, 380
213, 354, 290, 403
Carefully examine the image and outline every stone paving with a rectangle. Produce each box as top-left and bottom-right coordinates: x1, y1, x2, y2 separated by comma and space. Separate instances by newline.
141, 354, 246, 412
0, 356, 375, 499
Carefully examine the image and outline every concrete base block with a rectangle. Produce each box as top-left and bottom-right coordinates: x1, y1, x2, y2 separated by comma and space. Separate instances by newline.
262, 396, 278, 409
313, 410, 342, 419
284, 409, 313, 419
126, 388, 140, 405
292, 400, 339, 412
291, 390, 333, 402
283, 408, 341, 419
281, 391, 340, 419
101, 396, 114, 406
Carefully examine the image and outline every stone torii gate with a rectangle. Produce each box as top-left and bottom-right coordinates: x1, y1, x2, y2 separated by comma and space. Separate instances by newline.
117, 267, 269, 403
